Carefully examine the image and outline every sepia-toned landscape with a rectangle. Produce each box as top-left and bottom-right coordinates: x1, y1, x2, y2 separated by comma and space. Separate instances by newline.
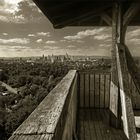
1, 0, 140, 140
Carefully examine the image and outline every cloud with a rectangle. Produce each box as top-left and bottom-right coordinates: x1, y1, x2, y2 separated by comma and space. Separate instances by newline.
0, 0, 42, 23
0, 0, 28, 23
127, 29, 140, 38
60, 40, 67, 42
37, 32, 51, 37
0, 0, 23, 14
36, 39, 43, 43
0, 14, 26, 23
67, 45, 76, 48
60, 39, 84, 43
128, 38, 140, 45
99, 44, 111, 47
28, 34, 35, 37
9, 45, 28, 49
0, 15, 9, 22
44, 46, 59, 50
0, 45, 29, 52
64, 28, 106, 40
0, 38, 30, 44
46, 41, 56, 44
93, 34, 111, 40
3, 33, 8, 36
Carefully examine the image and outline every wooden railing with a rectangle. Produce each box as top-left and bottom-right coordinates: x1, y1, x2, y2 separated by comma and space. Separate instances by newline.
78, 69, 140, 110
78, 70, 111, 109
9, 70, 78, 140
8, 68, 140, 140
128, 73, 140, 109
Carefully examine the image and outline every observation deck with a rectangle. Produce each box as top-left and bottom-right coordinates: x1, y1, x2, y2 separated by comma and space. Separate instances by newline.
9, 69, 140, 140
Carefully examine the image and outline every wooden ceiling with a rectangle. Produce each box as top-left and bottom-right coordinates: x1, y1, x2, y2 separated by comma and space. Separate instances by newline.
33, 0, 140, 28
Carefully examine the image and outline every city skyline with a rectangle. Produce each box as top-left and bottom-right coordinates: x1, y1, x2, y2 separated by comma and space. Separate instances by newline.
0, 0, 140, 57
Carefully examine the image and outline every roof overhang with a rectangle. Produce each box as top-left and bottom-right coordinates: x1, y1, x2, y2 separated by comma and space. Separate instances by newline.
33, 0, 140, 28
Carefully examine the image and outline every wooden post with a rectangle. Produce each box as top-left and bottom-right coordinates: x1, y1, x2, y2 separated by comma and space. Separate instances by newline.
110, 3, 137, 140
109, 3, 121, 128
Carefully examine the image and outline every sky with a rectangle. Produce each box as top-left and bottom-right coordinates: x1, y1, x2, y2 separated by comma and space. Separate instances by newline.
0, 0, 140, 57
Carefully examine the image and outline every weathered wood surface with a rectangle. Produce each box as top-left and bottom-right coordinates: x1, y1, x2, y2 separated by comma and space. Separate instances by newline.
78, 71, 111, 108
125, 45, 140, 95
77, 109, 128, 140
109, 3, 120, 128
9, 70, 77, 140
128, 73, 140, 109
78, 70, 140, 110
61, 72, 78, 140
109, 4, 138, 139
116, 43, 137, 140
123, 3, 140, 28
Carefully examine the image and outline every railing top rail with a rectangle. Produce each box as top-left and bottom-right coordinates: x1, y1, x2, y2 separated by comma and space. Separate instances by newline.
78, 69, 111, 74
9, 70, 77, 140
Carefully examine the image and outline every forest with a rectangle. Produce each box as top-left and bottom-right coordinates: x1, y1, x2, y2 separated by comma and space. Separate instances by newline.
0, 61, 70, 140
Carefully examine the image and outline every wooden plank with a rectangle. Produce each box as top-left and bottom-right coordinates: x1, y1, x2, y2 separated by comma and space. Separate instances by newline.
79, 109, 84, 140
95, 109, 106, 140
78, 69, 110, 74
116, 43, 137, 140
91, 109, 103, 140
101, 110, 112, 140
128, 69, 140, 109
9, 134, 53, 140
61, 73, 78, 140
90, 74, 95, 108
109, 3, 120, 127
105, 74, 110, 108
135, 85, 140, 109
94, 74, 96, 108
104, 75, 106, 108
89, 74, 91, 108
81, 109, 86, 140
85, 74, 90, 108
123, 3, 140, 27
88, 109, 97, 140
95, 74, 100, 108
128, 74, 134, 108
132, 78, 137, 109
100, 74, 105, 108
84, 109, 91, 140
101, 13, 112, 26
83, 73, 85, 108
80, 73, 84, 108
99, 74, 101, 108
125, 45, 140, 95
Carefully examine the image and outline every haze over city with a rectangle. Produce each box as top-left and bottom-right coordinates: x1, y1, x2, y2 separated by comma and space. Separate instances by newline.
0, 0, 140, 57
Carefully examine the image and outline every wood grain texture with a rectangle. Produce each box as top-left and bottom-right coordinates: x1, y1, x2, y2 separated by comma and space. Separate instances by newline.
9, 70, 77, 140
78, 71, 111, 109
77, 109, 128, 140
116, 43, 137, 140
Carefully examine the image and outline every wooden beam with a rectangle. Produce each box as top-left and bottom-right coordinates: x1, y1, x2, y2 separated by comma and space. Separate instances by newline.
121, 3, 140, 96
123, 3, 140, 27
110, 3, 137, 139
53, 5, 112, 28
76, 14, 99, 25
101, 13, 112, 26
116, 43, 137, 140
110, 3, 120, 128
125, 45, 140, 94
